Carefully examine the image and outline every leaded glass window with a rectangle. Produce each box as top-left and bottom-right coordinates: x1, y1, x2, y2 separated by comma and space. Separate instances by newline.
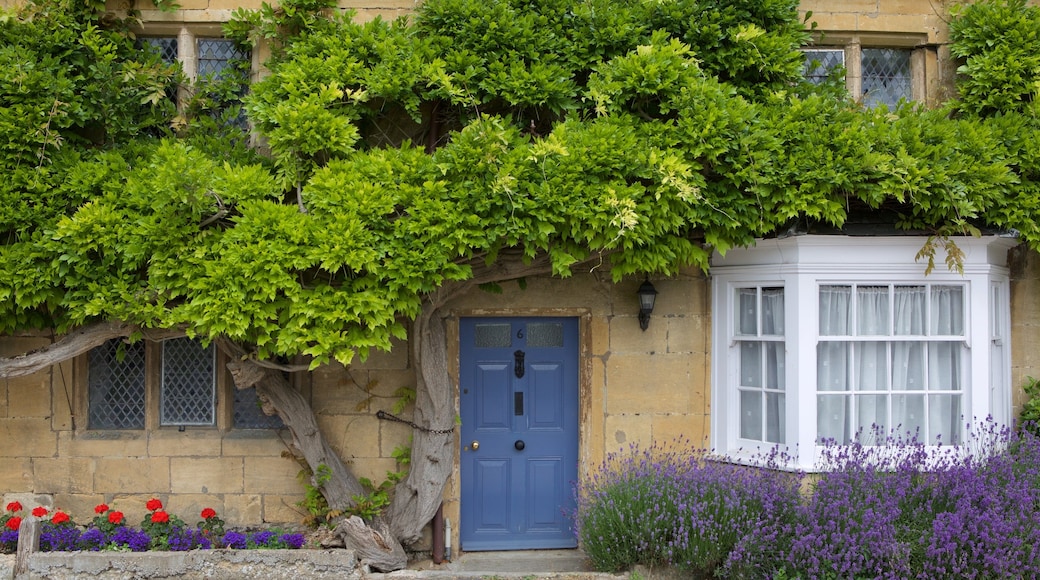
88, 340, 146, 430
862, 48, 911, 109
803, 49, 845, 85
234, 387, 285, 429
197, 38, 249, 79
138, 37, 178, 63
160, 338, 216, 426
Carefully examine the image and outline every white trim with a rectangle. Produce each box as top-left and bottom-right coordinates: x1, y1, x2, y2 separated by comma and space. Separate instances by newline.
710, 235, 1017, 471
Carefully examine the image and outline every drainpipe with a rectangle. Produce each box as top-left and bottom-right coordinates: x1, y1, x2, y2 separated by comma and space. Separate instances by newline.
432, 503, 445, 564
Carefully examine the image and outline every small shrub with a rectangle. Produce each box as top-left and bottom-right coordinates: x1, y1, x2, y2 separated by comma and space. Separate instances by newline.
574, 439, 800, 574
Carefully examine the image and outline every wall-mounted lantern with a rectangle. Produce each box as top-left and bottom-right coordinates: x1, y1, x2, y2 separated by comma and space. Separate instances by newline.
637, 278, 658, 331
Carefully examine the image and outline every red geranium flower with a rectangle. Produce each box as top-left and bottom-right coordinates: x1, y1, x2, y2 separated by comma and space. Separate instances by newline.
150, 510, 170, 524
108, 511, 124, 525
4, 516, 20, 531
146, 498, 163, 511
31, 507, 48, 517
94, 503, 109, 514
5, 501, 22, 513
201, 508, 217, 520
51, 511, 70, 525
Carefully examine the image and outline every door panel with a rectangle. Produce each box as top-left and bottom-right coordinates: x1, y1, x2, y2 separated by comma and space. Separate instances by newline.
460, 317, 579, 551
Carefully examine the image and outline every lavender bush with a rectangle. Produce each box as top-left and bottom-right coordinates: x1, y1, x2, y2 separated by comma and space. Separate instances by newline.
574, 439, 801, 574
578, 422, 1040, 579
730, 421, 1040, 579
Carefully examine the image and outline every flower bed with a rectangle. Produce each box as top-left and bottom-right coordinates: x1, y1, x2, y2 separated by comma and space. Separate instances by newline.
575, 421, 1040, 579
0, 499, 304, 554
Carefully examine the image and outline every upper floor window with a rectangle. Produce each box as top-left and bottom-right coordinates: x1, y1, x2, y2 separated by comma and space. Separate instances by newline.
711, 235, 1017, 470
137, 30, 251, 126
83, 337, 283, 431
803, 44, 916, 109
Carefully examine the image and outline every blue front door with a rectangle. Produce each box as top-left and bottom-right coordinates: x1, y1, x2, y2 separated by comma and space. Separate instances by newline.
459, 317, 579, 551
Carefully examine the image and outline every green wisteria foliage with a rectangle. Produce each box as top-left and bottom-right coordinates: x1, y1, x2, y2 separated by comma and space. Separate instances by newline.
0, 0, 1038, 367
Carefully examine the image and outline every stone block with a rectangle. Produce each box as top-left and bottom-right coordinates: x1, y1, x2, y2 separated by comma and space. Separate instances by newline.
50, 494, 105, 521
652, 414, 710, 449
1011, 324, 1040, 370
349, 457, 399, 487
33, 457, 96, 494
61, 431, 148, 458
6, 371, 51, 418
608, 313, 667, 353
0, 336, 49, 358
379, 418, 413, 459
589, 315, 609, 357
352, 335, 410, 370
207, 0, 264, 9
243, 456, 304, 495
0, 418, 57, 457
318, 413, 381, 460
163, 493, 224, 526
605, 354, 693, 415
223, 494, 263, 526
262, 494, 308, 525
1, 493, 52, 512
148, 431, 225, 457
368, 368, 418, 400
51, 359, 75, 430
94, 457, 170, 494
0, 458, 33, 492
652, 277, 707, 320
665, 315, 708, 355
221, 431, 285, 457
105, 494, 165, 526
171, 457, 244, 494
311, 377, 371, 416
603, 414, 652, 452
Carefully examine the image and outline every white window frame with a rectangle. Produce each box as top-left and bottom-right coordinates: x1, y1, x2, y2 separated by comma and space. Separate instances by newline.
710, 235, 1017, 471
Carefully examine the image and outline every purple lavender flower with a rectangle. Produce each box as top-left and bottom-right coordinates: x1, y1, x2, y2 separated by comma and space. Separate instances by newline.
220, 530, 248, 549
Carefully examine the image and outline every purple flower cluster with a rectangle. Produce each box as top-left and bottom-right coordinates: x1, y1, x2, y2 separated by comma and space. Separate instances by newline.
167, 527, 213, 551
220, 530, 249, 549
40, 524, 82, 552
110, 527, 153, 552
577, 422, 1040, 579
278, 533, 306, 549
574, 438, 800, 574
217, 529, 305, 549
0, 530, 18, 553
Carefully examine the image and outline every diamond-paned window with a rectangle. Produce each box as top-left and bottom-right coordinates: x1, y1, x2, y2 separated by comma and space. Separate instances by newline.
160, 338, 216, 426
139, 37, 178, 63
197, 38, 249, 79
802, 49, 845, 85
234, 387, 285, 429
88, 340, 146, 430
862, 48, 911, 109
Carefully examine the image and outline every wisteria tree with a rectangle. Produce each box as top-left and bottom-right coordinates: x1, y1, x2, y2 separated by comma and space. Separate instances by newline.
0, 0, 1038, 569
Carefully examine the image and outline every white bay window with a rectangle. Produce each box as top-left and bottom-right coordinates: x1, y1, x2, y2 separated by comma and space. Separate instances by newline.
711, 235, 1016, 470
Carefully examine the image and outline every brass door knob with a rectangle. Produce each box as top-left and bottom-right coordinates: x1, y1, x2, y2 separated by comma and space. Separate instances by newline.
469, 440, 480, 451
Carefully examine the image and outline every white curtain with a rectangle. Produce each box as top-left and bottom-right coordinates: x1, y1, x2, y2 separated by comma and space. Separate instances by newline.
818, 286, 851, 443
738, 288, 785, 443
817, 284, 963, 445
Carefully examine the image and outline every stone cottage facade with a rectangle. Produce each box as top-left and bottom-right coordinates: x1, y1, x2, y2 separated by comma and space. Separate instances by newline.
2, 0, 1040, 555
